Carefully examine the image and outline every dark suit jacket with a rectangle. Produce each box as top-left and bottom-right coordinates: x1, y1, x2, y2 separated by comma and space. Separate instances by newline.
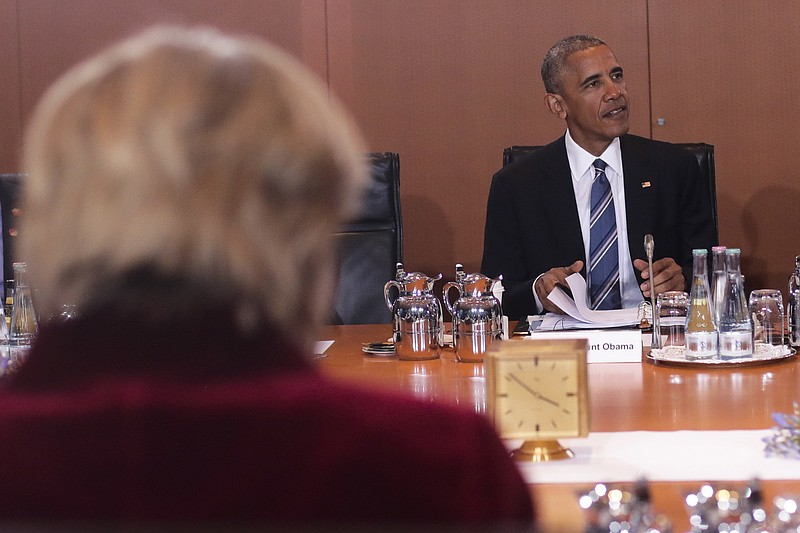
481, 134, 716, 320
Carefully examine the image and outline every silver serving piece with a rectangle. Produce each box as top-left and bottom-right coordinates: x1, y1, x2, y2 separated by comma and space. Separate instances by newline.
442, 264, 503, 362
645, 234, 661, 349
578, 478, 671, 532
684, 480, 766, 533
384, 263, 443, 361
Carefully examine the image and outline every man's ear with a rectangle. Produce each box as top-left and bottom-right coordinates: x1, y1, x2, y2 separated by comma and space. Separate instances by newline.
545, 93, 567, 119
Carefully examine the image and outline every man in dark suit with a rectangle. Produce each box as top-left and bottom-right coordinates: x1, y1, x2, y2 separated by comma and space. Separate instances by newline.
481, 35, 716, 319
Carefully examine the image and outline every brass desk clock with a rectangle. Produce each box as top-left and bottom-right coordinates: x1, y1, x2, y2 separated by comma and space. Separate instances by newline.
485, 338, 590, 461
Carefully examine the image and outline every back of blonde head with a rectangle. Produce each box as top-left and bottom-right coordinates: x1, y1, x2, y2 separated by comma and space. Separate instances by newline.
22, 26, 366, 345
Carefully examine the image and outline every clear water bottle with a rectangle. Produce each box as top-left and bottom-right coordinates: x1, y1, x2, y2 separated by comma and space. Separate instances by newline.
0, 294, 8, 343
789, 255, 800, 348
685, 249, 717, 360
718, 248, 753, 358
9, 262, 38, 346
710, 245, 727, 326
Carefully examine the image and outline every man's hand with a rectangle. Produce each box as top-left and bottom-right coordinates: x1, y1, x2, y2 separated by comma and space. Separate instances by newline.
633, 257, 685, 298
534, 260, 584, 314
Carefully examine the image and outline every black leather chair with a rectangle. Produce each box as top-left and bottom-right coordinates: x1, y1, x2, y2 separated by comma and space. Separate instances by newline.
502, 143, 719, 243
331, 153, 402, 324
0, 174, 21, 298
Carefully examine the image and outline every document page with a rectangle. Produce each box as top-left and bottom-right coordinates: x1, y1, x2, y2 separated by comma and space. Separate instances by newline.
545, 273, 640, 328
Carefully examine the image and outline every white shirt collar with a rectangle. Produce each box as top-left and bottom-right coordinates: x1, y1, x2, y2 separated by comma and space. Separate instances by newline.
565, 130, 623, 181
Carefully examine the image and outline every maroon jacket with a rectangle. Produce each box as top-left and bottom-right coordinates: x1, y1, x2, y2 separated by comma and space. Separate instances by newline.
0, 309, 534, 528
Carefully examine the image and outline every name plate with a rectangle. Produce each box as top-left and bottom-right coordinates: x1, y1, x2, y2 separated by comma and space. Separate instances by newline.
526, 328, 643, 363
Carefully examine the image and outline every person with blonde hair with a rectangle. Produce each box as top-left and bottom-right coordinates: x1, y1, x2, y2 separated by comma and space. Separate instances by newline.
0, 26, 534, 527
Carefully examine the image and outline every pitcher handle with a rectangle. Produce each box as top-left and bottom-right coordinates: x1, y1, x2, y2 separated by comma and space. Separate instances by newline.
384, 280, 401, 311
442, 281, 461, 317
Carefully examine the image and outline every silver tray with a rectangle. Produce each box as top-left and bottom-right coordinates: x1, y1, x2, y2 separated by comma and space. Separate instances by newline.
647, 345, 796, 368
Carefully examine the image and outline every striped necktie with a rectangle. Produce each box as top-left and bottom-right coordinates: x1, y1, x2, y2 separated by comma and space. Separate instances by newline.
589, 159, 622, 310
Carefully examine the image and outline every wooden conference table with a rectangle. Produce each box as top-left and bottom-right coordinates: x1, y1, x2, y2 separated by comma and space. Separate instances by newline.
316, 323, 800, 532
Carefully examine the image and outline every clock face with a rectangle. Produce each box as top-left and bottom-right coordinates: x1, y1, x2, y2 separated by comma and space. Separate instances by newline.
486, 340, 589, 440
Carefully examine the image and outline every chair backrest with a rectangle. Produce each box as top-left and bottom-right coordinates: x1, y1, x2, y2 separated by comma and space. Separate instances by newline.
331, 152, 402, 324
502, 143, 719, 243
0, 174, 21, 297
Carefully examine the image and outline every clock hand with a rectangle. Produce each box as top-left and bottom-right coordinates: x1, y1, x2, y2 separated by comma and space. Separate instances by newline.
507, 374, 560, 408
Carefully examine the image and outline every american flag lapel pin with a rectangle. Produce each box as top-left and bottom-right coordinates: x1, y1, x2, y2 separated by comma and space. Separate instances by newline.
641, 180, 651, 188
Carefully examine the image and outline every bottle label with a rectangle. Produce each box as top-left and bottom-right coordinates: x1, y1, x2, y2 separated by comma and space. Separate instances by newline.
685, 331, 717, 358
719, 331, 753, 358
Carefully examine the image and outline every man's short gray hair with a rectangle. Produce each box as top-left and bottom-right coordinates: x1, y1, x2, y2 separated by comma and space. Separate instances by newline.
541, 35, 607, 94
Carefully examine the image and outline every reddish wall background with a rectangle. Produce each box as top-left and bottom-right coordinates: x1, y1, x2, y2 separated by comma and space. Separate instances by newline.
2, 1, 796, 292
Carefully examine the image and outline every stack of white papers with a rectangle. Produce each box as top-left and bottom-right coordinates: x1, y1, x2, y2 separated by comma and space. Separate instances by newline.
542, 273, 640, 330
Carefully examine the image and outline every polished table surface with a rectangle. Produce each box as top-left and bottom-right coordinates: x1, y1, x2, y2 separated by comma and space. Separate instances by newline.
317, 323, 800, 532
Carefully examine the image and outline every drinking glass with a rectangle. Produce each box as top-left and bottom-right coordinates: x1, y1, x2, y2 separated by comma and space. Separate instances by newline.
748, 289, 784, 350
657, 291, 689, 348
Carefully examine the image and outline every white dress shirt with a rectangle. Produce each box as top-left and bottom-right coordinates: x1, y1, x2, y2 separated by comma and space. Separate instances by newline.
532, 131, 644, 311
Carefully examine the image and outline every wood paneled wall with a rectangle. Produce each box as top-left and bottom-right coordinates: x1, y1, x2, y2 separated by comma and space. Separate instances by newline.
648, 0, 800, 291
327, 0, 649, 279
2, 0, 328, 169
1, 0, 796, 292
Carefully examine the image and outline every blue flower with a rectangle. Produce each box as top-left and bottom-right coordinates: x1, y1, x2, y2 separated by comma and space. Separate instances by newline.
764, 403, 800, 459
